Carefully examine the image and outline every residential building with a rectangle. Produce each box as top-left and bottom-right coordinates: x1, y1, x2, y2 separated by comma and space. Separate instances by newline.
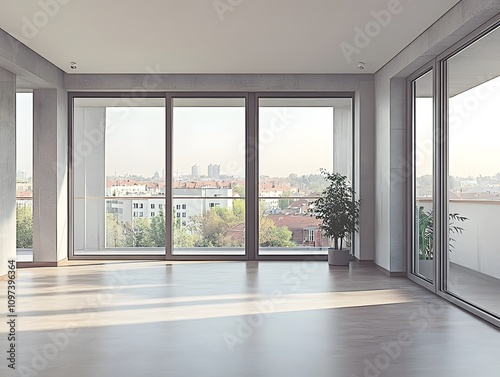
208, 163, 220, 178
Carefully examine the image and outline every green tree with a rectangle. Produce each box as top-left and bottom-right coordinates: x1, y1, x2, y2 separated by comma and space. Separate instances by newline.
190, 202, 246, 247
233, 185, 245, 198
232, 199, 245, 221
106, 214, 126, 247
122, 218, 153, 247
16, 205, 33, 248
278, 190, 293, 210
259, 217, 294, 247
150, 208, 166, 247
173, 208, 195, 248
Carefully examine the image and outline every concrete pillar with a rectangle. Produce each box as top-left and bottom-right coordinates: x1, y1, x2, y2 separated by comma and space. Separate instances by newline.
73, 106, 106, 251
389, 78, 407, 272
33, 88, 68, 263
0, 68, 16, 277
354, 86, 376, 263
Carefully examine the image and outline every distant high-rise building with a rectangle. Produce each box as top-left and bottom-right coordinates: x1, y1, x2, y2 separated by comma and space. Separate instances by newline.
208, 164, 220, 178
191, 164, 200, 178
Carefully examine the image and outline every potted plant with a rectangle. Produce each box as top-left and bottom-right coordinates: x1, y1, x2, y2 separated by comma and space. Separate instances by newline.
417, 206, 467, 278
417, 206, 468, 260
310, 170, 360, 266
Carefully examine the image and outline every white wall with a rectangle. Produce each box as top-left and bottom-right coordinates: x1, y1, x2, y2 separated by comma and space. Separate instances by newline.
375, 0, 500, 273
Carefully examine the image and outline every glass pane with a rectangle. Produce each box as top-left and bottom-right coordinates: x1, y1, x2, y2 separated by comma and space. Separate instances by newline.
413, 70, 434, 281
258, 98, 353, 256
73, 98, 166, 255
172, 98, 245, 256
16, 93, 33, 262
447, 26, 500, 317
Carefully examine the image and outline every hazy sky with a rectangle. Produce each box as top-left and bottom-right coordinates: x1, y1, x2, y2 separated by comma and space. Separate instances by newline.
104, 105, 336, 178
16, 85, 498, 181
16, 93, 33, 177
105, 107, 165, 177
448, 77, 500, 177
415, 76, 500, 178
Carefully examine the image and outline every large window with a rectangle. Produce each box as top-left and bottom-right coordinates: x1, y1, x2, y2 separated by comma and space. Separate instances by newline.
16, 92, 33, 262
258, 98, 353, 256
446, 25, 500, 318
172, 98, 246, 256
73, 97, 166, 255
71, 94, 354, 260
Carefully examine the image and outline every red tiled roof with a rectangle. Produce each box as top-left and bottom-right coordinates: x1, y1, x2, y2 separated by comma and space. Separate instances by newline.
289, 198, 310, 209
16, 191, 33, 198
266, 214, 322, 230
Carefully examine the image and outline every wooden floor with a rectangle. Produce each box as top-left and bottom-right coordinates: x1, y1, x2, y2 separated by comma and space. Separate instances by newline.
1, 261, 499, 377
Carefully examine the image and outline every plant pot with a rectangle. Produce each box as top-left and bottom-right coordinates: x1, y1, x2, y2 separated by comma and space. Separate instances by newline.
328, 248, 350, 266
417, 259, 434, 280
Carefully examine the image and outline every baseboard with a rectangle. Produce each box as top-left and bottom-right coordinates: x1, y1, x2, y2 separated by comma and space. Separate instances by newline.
17, 258, 69, 269
354, 257, 375, 266
375, 264, 406, 277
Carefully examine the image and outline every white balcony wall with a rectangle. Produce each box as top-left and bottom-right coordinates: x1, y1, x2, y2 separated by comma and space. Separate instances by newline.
449, 200, 500, 280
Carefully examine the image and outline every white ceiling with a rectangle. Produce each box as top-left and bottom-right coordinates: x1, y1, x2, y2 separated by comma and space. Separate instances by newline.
0, 0, 461, 74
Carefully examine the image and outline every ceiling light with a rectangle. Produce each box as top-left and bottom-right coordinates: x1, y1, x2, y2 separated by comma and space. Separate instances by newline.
70, 62, 77, 69
357, 62, 365, 70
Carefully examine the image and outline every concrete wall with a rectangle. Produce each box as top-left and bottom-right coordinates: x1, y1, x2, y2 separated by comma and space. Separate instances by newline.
0, 68, 16, 277
0, 28, 64, 89
374, 0, 500, 273
33, 88, 68, 263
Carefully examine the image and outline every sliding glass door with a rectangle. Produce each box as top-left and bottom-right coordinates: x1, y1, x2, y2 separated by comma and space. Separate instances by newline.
445, 25, 500, 318
409, 20, 500, 324
411, 69, 434, 283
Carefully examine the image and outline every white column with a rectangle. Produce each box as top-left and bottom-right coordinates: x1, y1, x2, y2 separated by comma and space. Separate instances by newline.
73, 106, 106, 251
0, 68, 16, 277
33, 88, 68, 263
